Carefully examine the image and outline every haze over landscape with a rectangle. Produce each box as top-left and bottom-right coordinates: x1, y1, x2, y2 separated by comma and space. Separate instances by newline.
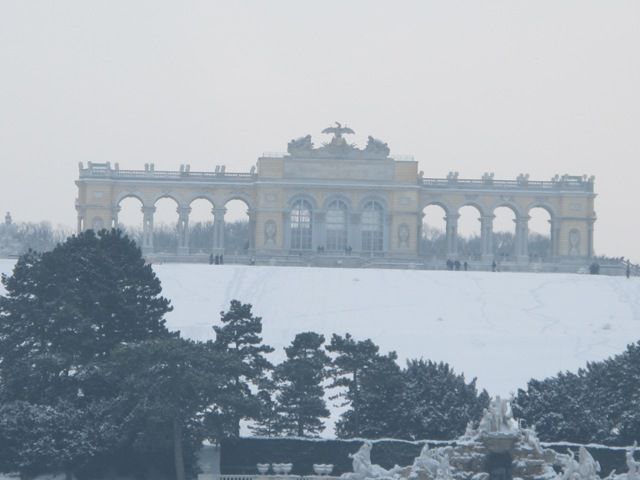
1, 1, 639, 260
2, 258, 638, 436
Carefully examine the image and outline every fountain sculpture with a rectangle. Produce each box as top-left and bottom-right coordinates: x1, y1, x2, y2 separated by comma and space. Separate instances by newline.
340, 397, 636, 480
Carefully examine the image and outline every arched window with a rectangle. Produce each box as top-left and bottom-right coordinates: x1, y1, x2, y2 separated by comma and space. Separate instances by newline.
362, 200, 384, 252
326, 200, 348, 251
290, 199, 313, 250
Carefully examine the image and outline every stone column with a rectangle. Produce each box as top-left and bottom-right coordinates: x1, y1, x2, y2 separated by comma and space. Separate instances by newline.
282, 210, 291, 251
76, 206, 86, 233
417, 213, 425, 257
349, 213, 361, 255
177, 206, 191, 256
587, 218, 595, 258
212, 208, 226, 254
141, 206, 156, 255
515, 216, 530, 263
247, 209, 256, 253
314, 211, 326, 252
384, 213, 392, 255
480, 214, 495, 261
445, 213, 459, 259
110, 206, 120, 230
550, 218, 561, 259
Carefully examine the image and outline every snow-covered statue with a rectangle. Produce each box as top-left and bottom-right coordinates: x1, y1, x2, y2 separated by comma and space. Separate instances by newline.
559, 450, 581, 480
410, 444, 452, 480
626, 442, 640, 480
364, 136, 390, 157
560, 448, 601, 480
578, 446, 601, 480
478, 396, 518, 434
342, 442, 404, 480
522, 427, 544, 456
287, 134, 314, 154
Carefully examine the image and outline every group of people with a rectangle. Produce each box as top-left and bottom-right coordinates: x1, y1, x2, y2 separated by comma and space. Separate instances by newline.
208, 253, 224, 265
446, 259, 469, 271
445, 259, 500, 272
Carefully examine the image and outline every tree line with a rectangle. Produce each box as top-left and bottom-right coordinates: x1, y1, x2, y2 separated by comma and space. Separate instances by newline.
513, 342, 640, 446
421, 226, 551, 261
2, 229, 638, 479
0, 230, 488, 480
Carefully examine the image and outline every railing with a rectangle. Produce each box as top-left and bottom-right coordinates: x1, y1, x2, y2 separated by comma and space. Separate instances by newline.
79, 164, 256, 182
78, 163, 594, 193
199, 476, 340, 480
421, 176, 594, 192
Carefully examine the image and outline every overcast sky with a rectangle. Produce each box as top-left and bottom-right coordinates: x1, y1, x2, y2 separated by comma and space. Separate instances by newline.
1, 1, 639, 260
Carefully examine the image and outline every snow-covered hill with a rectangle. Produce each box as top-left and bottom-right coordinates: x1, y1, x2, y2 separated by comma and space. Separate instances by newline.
1, 259, 639, 397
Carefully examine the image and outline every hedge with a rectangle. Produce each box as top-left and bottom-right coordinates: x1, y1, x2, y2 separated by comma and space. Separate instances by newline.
221, 438, 629, 477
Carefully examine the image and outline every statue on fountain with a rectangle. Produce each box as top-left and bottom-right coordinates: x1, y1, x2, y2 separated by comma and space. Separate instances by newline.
342, 442, 405, 480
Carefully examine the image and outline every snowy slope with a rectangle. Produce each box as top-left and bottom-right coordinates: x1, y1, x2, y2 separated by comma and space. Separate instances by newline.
1, 258, 639, 406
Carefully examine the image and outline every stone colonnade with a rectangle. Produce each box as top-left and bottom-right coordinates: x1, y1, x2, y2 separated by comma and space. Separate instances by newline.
76, 159, 596, 261
112, 202, 254, 255
435, 213, 551, 260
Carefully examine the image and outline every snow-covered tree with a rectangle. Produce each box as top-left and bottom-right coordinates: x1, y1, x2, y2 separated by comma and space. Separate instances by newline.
397, 359, 489, 440
0, 229, 172, 403
327, 333, 391, 437
210, 300, 274, 438
335, 351, 405, 439
105, 337, 232, 480
272, 332, 330, 437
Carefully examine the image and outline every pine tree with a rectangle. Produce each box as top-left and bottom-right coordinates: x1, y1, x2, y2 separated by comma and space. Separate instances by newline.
326, 333, 388, 437
249, 387, 281, 437
0, 229, 172, 404
512, 341, 640, 445
397, 359, 489, 440
335, 352, 404, 439
106, 337, 232, 480
0, 229, 173, 477
272, 332, 330, 437
210, 300, 274, 437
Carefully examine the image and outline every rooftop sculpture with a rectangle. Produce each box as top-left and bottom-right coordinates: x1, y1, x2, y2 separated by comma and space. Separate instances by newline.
287, 122, 390, 159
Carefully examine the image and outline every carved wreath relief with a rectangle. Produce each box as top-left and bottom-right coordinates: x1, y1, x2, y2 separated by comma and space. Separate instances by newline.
398, 223, 410, 248
569, 228, 581, 256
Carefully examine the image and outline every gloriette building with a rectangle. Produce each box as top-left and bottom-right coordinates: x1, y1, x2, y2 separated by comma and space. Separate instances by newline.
75, 123, 596, 266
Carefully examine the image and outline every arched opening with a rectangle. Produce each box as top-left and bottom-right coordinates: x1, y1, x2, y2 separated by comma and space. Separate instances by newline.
117, 196, 144, 246
188, 198, 215, 254
421, 204, 447, 258
493, 206, 517, 261
528, 207, 552, 261
153, 197, 179, 254
290, 199, 313, 251
361, 200, 384, 253
224, 199, 250, 257
326, 199, 348, 252
458, 205, 482, 260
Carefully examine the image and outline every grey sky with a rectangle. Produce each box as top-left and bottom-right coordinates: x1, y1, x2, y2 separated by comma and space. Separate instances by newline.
1, 1, 638, 260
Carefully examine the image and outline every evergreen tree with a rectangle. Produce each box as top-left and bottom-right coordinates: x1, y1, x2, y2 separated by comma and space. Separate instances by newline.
0, 229, 172, 404
105, 337, 232, 480
0, 399, 118, 479
397, 359, 489, 440
210, 300, 274, 437
513, 341, 640, 445
249, 387, 280, 437
272, 332, 330, 437
335, 352, 405, 439
0, 229, 173, 476
326, 333, 388, 437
